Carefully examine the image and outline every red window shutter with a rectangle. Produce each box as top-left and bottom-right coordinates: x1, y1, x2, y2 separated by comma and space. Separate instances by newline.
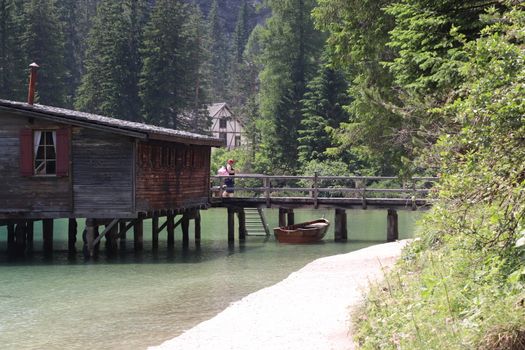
19, 129, 33, 176
56, 128, 70, 177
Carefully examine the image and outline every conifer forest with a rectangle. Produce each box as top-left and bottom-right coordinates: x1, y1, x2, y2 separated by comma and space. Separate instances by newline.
1, 1, 525, 348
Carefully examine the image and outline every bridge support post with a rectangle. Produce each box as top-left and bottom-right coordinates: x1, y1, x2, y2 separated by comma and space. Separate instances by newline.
278, 208, 287, 227
227, 207, 235, 243
334, 209, 347, 242
238, 208, 246, 241
387, 209, 399, 242
287, 209, 294, 226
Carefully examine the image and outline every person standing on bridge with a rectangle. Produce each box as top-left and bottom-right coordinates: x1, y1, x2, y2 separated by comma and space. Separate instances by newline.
223, 159, 235, 197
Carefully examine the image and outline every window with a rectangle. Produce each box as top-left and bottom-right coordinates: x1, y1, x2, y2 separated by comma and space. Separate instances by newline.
219, 119, 227, 129
34, 131, 56, 175
20, 128, 70, 177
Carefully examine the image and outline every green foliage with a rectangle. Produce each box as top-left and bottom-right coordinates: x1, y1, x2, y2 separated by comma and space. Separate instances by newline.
255, 0, 325, 174
313, 0, 407, 175
298, 52, 350, 166
21, 0, 68, 106
139, 0, 209, 130
355, 6, 525, 349
75, 0, 146, 120
0, 0, 25, 100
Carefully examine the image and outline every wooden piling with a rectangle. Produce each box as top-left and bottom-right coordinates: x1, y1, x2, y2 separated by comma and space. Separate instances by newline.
238, 208, 246, 241
387, 209, 399, 242
68, 218, 77, 253
334, 209, 348, 242
278, 208, 287, 227
7, 223, 14, 252
287, 209, 295, 226
194, 210, 201, 245
227, 207, 235, 243
42, 219, 53, 254
106, 221, 119, 252
167, 212, 175, 247
152, 213, 159, 250
26, 220, 34, 252
14, 222, 27, 254
119, 221, 127, 240
182, 213, 190, 247
134, 217, 144, 251
84, 218, 95, 257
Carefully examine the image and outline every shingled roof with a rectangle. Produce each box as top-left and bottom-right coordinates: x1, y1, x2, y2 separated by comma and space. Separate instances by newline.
0, 99, 223, 147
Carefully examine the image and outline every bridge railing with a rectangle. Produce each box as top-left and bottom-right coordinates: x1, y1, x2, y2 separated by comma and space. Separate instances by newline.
210, 174, 438, 201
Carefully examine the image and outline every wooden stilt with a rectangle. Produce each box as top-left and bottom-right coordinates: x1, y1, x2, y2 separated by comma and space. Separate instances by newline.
387, 209, 399, 242
42, 219, 53, 254
14, 222, 27, 255
68, 218, 77, 253
152, 213, 159, 250
118, 221, 127, 249
167, 213, 175, 247
106, 221, 119, 253
7, 223, 14, 253
287, 209, 295, 226
84, 218, 95, 257
227, 207, 235, 243
119, 221, 127, 240
194, 210, 201, 245
26, 221, 34, 253
334, 209, 348, 242
238, 208, 246, 241
134, 217, 144, 251
182, 213, 190, 247
278, 208, 287, 227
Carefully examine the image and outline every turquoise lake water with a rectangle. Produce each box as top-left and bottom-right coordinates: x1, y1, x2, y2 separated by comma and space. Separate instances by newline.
0, 208, 423, 350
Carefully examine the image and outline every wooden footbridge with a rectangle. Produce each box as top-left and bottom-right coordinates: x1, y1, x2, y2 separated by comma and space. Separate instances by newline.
211, 174, 438, 243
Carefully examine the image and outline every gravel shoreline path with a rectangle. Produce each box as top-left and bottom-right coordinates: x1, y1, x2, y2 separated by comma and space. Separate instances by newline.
149, 240, 409, 350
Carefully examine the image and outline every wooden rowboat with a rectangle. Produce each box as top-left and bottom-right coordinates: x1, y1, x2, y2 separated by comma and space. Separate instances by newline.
274, 218, 330, 244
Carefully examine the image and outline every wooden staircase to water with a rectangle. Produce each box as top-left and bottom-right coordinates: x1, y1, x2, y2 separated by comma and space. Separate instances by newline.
244, 207, 270, 237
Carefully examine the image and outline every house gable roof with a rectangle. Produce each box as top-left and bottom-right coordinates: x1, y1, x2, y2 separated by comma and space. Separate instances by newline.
207, 102, 232, 119
0, 99, 223, 147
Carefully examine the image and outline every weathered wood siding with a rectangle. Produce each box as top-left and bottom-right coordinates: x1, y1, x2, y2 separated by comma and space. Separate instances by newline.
136, 142, 210, 211
0, 112, 71, 218
72, 128, 134, 217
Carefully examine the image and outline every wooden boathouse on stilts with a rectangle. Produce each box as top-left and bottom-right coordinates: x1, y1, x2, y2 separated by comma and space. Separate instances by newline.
0, 93, 222, 258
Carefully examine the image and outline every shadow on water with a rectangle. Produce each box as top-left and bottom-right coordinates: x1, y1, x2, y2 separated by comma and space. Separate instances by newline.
0, 238, 268, 266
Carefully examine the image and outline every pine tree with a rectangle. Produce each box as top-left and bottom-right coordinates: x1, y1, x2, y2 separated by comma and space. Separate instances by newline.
75, 0, 146, 120
140, 0, 209, 130
298, 55, 350, 167
0, 0, 25, 100
207, 0, 229, 102
21, 0, 68, 106
256, 0, 324, 173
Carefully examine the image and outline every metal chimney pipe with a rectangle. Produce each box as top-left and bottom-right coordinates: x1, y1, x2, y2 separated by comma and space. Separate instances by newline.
27, 62, 40, 105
